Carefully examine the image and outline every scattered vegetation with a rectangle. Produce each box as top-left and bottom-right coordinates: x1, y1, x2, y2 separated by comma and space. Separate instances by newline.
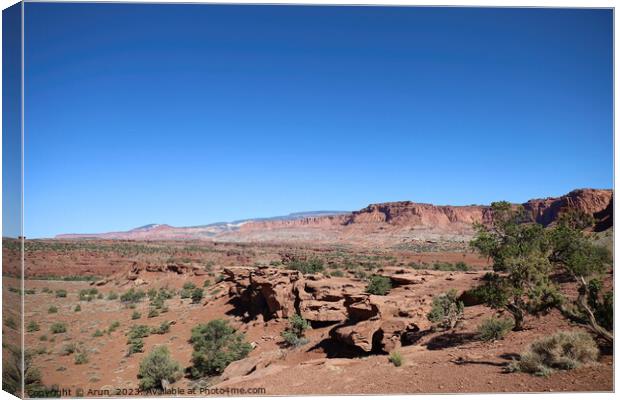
27, 321, 40, 332
151, 321, 171, 335
427, 289, 464, 330
477, 316, 514, 341
138, 346, 182, 391
281, 313, 310, 347
50, 323, 67, 334
127, 339, 145, 356
191, 288, 204, 304
107, 292, 118, 300
388, 351, 403, 367
74, 304, 81, 312
120, 288, 146, 305
55, 289, 67, 298
132, 311, 142, 320
108, 321, 120, 333
409, 261, 469, 271
286, 258, 325, 274
366, 275, 392, 295
74, 352, 89, 365
78, 288, 99, 301
189, 319, 252, 377
4, 317, 17, 330
507, 331, 599, 376
48, 306, 58, 314
92, 329, 104, 338
60, 343, 78, 356
148, 308, 160, 318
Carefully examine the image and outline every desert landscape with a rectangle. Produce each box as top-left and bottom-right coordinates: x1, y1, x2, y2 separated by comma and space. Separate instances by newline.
2, 188, 614, 396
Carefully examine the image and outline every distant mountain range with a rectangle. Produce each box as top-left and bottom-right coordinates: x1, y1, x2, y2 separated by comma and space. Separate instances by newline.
56, 189, 612, 246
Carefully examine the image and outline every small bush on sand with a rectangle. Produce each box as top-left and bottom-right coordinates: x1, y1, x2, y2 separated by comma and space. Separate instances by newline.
61, 343, 78, 356
148, 308, 159, 318
108, 321, 120, 333
74, 304, 81, 312
287, 258, 324, 274
281, 314, 310, 347
151, 321, 171, 335
366, 275, 392, 296
138, 346, 182, 391
477, 316, 514, 341
507, 331, 599, 376
191, 288, 204, 304
55, 289, 67, 298
74, 352, 89, 365
120, 288, 146, 305
132, 311, 141, 320
189, 319, 252, 377
48, 306, 58, 314
127, 339, 144, 356
388, 351, 403, 367
107, 292, 118, 300
183, 282, 196, 290
78, 288, 98, 302
427, 289, 464, 330
27, 321, 40, 333
203, 279, 211, 287
39, 335, 48, 342
92, 329, 104, 338
50, 323, 67, 334
127, 325, 151, 342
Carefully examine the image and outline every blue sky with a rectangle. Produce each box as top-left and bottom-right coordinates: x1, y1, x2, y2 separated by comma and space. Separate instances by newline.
21, 4, 612, 238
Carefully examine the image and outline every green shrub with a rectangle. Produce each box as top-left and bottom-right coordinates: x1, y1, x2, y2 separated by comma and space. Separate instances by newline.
191, 288, 204, 304
92, 329, 104, 338
180, 289, 192, 299
42, 287, 52, 294
74, 352, 89, 365
388, 351, 403, 367
427, 289, 464, 330
287, 258, 324, 274
60, 343, 78, 356
366, 275, 392, 296
138, 346, 182, 391
48, 306, 58, 314
203, 279, 211, 287
150, 296, 164, 309
127, 325, 151, 342
281, 314, 310, 347
50, 323, 67, 334
108, 321, 121, 333
148, 308, 159, 318
507, 331, 599, 376
107, 292, 118, 300
27, 321, 40, 333
183, 282, 196, 290
55, 289, 67, 298
477, 316, 514, 341
78, 288, 98, 302
127, 339, 144, 356
39, 335, 48, 342
4, 317, 17, 329
131, 311, 141, 320
151, 321, 171, 335
120, 288, 146, 305
189, 319, 252, 377
74, 304, 81, 312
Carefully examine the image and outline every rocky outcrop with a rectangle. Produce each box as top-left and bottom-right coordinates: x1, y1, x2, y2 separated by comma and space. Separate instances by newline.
224, 267, 440, 353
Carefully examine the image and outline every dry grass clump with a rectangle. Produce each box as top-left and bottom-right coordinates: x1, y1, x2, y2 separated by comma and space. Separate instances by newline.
507, 331, 599, 376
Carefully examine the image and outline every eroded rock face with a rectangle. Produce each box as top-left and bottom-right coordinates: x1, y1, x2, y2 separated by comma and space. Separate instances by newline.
224, 267, 437, 353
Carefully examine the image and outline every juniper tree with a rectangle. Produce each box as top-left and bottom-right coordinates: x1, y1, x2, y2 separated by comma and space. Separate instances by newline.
470, 202, 561, 330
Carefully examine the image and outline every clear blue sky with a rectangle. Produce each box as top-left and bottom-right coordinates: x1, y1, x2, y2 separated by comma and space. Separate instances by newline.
22, 4, 612, 238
